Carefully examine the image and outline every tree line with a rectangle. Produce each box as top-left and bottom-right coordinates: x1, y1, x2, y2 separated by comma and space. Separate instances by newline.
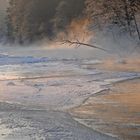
85, 0, 140, 39
0, 0, 139, 44
6, 0, 85, 44
0, 0, 8, 42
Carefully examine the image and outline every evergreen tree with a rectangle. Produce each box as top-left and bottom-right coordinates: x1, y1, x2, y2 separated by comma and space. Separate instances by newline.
7, 0, 85, 44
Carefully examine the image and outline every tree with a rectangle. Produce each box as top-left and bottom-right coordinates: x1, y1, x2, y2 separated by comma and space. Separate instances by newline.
6, 0, 85, 44
0, 0, 8, 42
52, 0, 85, 32
85, 0, 140, 40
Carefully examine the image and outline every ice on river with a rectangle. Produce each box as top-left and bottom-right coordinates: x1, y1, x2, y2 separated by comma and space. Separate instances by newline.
0, 53, 139, 110
0, 46, 140, 140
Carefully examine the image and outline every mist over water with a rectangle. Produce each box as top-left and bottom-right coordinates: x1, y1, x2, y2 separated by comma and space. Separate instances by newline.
0, 32, 139, 60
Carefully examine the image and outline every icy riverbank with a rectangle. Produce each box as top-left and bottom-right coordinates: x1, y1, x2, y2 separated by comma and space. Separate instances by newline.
0, 54, 139, 110
0, 46, 140, 140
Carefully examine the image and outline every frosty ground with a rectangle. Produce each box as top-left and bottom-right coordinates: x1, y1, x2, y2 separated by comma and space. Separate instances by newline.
0, 45, 140, 140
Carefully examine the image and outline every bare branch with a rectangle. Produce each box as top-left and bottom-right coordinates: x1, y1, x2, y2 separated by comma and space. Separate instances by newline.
62, 39, 109, 52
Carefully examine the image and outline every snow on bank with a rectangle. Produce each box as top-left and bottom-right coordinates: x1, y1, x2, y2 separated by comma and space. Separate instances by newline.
0, 106, 116, 140
0, 54, 140, 110
0, 54, 48, 65
0, 53, 103, 81
0, 51, 139, 140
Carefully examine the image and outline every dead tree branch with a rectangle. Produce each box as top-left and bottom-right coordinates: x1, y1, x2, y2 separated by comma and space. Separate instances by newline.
62, 40, 109, 52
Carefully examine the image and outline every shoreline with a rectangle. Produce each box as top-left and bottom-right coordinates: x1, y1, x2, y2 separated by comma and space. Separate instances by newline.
69, 78, 140, 140
0, 54, 139, 139
0, 101, 116, 140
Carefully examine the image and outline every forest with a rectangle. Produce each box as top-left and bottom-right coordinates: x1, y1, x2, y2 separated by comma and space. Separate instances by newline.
0, 0, 140, 44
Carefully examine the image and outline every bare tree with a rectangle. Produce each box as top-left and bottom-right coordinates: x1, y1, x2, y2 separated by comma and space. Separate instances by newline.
85, 0, 140, 40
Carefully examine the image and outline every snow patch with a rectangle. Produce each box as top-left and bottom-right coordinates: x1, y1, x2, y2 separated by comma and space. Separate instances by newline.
0, 55, 48, 65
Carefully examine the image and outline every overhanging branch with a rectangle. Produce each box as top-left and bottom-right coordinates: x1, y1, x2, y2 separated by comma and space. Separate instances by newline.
62, 39, 109, 52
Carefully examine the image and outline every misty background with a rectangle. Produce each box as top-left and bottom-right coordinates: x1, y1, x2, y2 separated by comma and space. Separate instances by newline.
0, 0, 140, 57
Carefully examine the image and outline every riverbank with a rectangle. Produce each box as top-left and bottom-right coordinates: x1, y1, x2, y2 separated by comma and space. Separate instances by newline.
69, 61, 140, 140
0, 46, 139, 139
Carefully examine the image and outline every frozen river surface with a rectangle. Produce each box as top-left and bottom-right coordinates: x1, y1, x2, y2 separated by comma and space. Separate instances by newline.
0, 46, 140, 140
